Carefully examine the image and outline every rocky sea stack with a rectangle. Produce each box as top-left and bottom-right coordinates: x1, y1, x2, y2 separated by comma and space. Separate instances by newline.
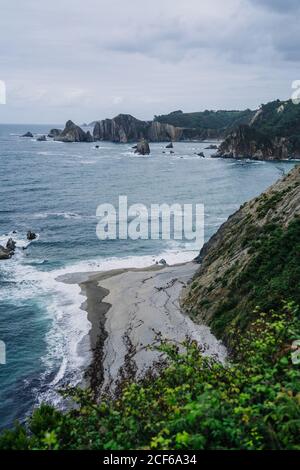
134, 139, 150, 155
54, 120, 94, 143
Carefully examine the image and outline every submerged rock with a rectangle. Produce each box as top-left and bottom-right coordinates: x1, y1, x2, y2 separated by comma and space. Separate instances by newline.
22, 132, 33, 138
134, 139, 150, 155
37, 135, 47, 142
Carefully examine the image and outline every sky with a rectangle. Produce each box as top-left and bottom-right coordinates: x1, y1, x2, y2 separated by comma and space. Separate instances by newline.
0, 0, 299, 124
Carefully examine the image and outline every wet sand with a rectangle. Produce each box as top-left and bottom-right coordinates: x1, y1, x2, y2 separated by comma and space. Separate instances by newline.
61, 262, 226, 396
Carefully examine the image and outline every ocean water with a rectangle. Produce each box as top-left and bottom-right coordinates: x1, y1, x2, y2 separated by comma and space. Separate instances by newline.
0, 123, 297, 429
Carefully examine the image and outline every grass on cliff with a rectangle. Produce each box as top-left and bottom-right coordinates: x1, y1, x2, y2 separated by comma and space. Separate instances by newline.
211, 217, 300, 339
0, 302, 299, 450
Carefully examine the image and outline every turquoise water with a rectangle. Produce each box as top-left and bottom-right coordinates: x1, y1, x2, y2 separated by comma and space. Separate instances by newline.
0, 124, 296, 429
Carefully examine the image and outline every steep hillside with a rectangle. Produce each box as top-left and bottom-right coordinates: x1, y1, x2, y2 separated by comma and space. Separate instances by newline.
183, 165, 300, 343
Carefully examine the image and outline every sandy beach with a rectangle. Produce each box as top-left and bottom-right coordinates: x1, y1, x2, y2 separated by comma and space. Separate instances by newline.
61, 262, 227, 397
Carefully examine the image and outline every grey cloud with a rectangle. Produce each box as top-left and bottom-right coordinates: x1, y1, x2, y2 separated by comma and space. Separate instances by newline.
248, 0, 300, 12
0, 0, 299, 123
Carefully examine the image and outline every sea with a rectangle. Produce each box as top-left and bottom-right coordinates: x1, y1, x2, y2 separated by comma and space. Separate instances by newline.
0, 123, 297, 429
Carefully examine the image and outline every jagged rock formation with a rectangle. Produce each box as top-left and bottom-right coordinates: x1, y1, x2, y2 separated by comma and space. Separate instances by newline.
54, 121, 94, 143
216, 100, 300, 160
0, 238, 16, 260
183, 165, 300, 342
37, 135, 47, 142
135, 139, 150, 155
93, 114, 182, 143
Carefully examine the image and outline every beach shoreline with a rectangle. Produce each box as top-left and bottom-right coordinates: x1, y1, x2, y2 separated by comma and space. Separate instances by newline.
60, 261, 226, 396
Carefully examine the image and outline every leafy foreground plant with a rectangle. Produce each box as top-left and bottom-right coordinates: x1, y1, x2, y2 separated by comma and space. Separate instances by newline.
1, 302, 299, 450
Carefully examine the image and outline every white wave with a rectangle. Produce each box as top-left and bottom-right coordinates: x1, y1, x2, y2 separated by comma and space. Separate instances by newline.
0, 231, 39, 250
33, 211, 83, 220
0, 240, 198, 409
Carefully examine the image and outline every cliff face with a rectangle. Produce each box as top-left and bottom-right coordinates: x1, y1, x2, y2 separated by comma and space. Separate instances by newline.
216, 100, 300, 160
55, 120, 94, 143
183, 165, 300, 343
215, 124, 289, 160
93, 114, 182, 143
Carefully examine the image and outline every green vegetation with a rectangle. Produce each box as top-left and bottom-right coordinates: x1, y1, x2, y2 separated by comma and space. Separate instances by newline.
252, 100, 300, 141
0, 303, 299, 450
211, 218, 300, 338
154, 109, 253, 130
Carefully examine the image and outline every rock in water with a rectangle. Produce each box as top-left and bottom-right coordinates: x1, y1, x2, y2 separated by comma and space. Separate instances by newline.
166, 142, 173, 149
37, 135, 47, 141
134, 139, 150, 155
158, 259, 167, 265
27, 231, 37, 241
6, 238, 16, 251
0, 245, 13, 260
55, 120, 93, 143
48, 128, 62, 138
22, 132, 33, 138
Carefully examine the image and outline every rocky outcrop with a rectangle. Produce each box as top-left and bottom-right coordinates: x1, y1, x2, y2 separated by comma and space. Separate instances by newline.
22, 132, 33, 138
55, 121, 94, 143
27, 231, 37, 241
48, 129, 62, 138
37, 135, 47, 142
134, 139, 150, 155
93, 115, 148, 143
93, 114, 182, 143
0, 238, 16, 260
215, 125, 277, 160
215, 99, 300, 160
6, 238, 16, 251
0, 245, 13, 260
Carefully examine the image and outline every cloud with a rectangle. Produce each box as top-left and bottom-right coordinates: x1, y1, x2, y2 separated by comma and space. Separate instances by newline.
248, 0, 300, 12
0, 0, 299, 123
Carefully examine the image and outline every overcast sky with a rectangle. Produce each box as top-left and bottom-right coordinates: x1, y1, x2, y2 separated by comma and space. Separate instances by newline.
0, 0, 299, 124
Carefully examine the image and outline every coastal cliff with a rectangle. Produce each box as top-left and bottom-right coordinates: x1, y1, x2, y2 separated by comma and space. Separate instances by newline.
93, 114, 182, 143
216, 99, 300, 160
183, 164, 300, 342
